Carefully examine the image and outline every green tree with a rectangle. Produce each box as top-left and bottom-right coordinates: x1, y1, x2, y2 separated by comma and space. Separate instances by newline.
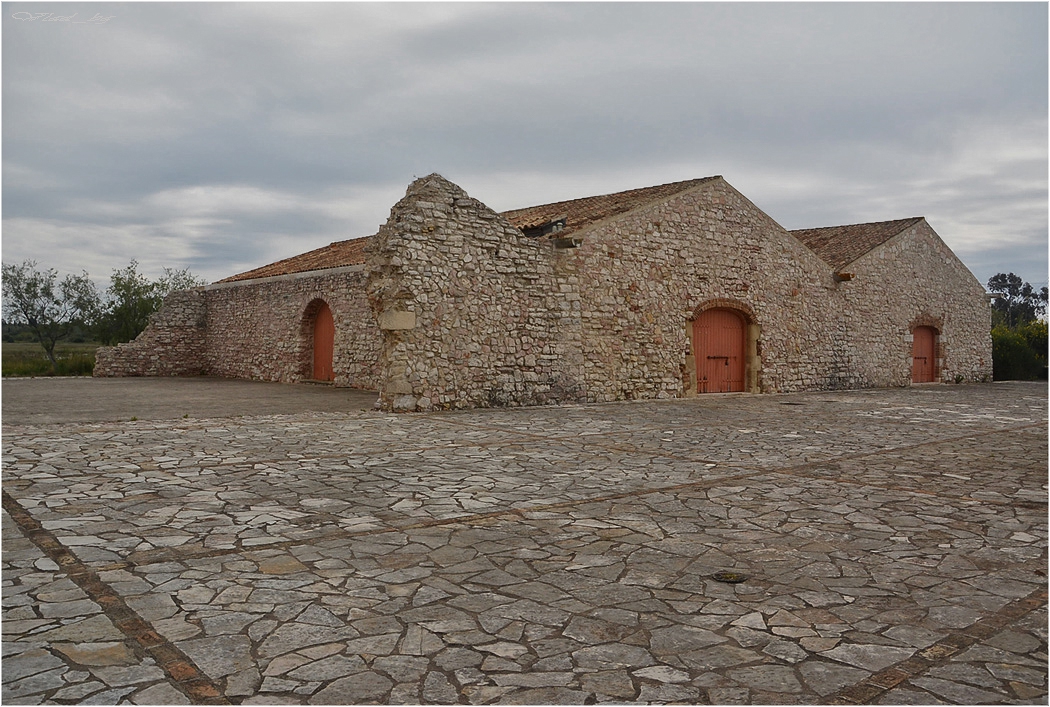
1, 260, 101, 368
97, 261, 206, 345
987, 273, 1048, 327
987, 273, 1049, 380
97, 261, 157, 345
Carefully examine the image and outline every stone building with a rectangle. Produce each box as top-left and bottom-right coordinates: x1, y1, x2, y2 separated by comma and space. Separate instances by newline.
94, 174, 992, 410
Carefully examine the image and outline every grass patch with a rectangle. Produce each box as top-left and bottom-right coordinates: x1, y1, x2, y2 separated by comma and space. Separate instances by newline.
2, 342, 99, 377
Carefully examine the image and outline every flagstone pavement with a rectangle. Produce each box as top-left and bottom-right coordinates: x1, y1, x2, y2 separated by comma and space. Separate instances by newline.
3, 380, 1046, 705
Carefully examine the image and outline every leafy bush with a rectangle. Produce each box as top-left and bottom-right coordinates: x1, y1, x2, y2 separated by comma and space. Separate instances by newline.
992, 324, 1046, 380
1017, 319, 1048, 362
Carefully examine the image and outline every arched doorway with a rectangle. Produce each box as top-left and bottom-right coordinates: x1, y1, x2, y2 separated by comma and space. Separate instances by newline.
312, 301, 335, 381
693, 308, 746, 393
912, 326, 937, 383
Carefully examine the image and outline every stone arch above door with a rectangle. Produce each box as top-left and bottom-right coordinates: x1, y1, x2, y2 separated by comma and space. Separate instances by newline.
688, 298, 756, 322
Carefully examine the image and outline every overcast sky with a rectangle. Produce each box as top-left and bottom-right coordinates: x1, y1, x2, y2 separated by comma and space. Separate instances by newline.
3, 2, 1047, 291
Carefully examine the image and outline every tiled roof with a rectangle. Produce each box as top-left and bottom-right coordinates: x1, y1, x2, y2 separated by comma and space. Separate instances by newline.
790, 217, 923, 271
219, 177, 722, 283
501, 177, 721, 237
219, 236, 371, 283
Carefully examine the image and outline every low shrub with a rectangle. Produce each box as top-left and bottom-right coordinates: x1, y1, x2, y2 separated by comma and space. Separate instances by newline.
992, 324, 1046, 380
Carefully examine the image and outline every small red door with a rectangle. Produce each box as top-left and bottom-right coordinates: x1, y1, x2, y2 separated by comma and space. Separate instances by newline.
313, 302, 335, 381
694, 309, 746, 393
912, 326, 936, 383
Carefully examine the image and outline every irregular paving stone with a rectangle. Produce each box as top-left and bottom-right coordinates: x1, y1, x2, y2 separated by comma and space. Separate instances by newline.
422, 671, 459, 703
177, 635, 254, 678
881, 625, 945, 649
578, 669, 636, 699
680, 644, 762, 671
762, 638, 809, 664
131, 682, 192, 704
821, 643, 915, 671
876, 686, 949, 705
287, 655, 365, 682
984, 629, 1043, 654
38, 599, 102, 619
226, 668, 263, 697
2, 667, 70, 699
3, 384, 1047, 706
257, 623, 358, 657
79, 686, 137, 704
87, 662, 166, 687
649, 624, 726, 653
730, 612, 768, 630
53, 641, 136, 666
909, 676, 1008, 704
309, 671, 393, 703
51, 681, 110, 701
798, 661, 870, 696
986, 663, 1046, 685
1, 649, 68, 681
727, 665, 803, 693
573, 643, 656, 669
497, 686, 591, 704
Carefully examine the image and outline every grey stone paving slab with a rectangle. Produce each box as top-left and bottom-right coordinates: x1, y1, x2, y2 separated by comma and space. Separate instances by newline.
2, 381, 1046, 704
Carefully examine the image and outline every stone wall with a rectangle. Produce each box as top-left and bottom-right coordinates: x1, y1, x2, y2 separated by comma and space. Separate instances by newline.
94, 289, 208, 377
204, 266, 381, 388
836, 220, 992, 385
367, 175, 991, 411
97, 173, 991, 407
564, 178, 845, 399
367, 175, 579, 411
95, 267, 383, 388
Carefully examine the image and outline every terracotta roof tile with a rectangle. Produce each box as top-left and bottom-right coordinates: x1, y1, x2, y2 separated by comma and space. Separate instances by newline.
500, 177, 721, 237
218, 177, 723, 283
790, 217, 923, 271
219, 236, 371, 283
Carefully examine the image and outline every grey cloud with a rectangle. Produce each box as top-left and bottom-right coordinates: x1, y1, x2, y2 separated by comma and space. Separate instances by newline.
3, 2, 1045, 289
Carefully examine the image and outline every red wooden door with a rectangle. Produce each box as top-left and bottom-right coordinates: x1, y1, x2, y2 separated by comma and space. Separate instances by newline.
912, 326, 936, 383
694, 309, 745, 393
313, 302, 335, 381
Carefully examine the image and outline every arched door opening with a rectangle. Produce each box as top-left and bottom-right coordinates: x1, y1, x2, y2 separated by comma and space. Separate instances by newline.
912, 326, 937, 383
693, 308, 746, 393
311, 301, 335, 382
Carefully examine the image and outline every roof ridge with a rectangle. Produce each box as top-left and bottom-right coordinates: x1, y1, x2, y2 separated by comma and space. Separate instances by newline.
790, 216, 923, 233
500, 176, 720, 217
790, 217, 926, 271
500, 176, 721, 236
218, 235, 373, 283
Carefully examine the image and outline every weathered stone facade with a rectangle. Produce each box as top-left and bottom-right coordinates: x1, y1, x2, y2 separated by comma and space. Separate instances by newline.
95, 173, 992, 411
829, 219, 992, 387
202, 267, 380, 388
366, 178, 577, 411
95, 267, 382, 388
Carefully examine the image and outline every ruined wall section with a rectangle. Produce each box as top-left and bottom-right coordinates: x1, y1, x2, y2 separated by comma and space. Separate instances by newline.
838, 220, 992, 385
203, 267, 381, 388
563, 177, 846, 399
94, 268, 382, 388
367, 174, 579, 411
94, 289, 208, 377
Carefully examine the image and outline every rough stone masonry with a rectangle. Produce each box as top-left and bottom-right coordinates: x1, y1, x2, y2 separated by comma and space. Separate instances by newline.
95, 174, 992, 410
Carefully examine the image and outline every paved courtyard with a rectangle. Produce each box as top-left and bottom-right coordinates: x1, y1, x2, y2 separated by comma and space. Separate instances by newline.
2, 380, 1046, 705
